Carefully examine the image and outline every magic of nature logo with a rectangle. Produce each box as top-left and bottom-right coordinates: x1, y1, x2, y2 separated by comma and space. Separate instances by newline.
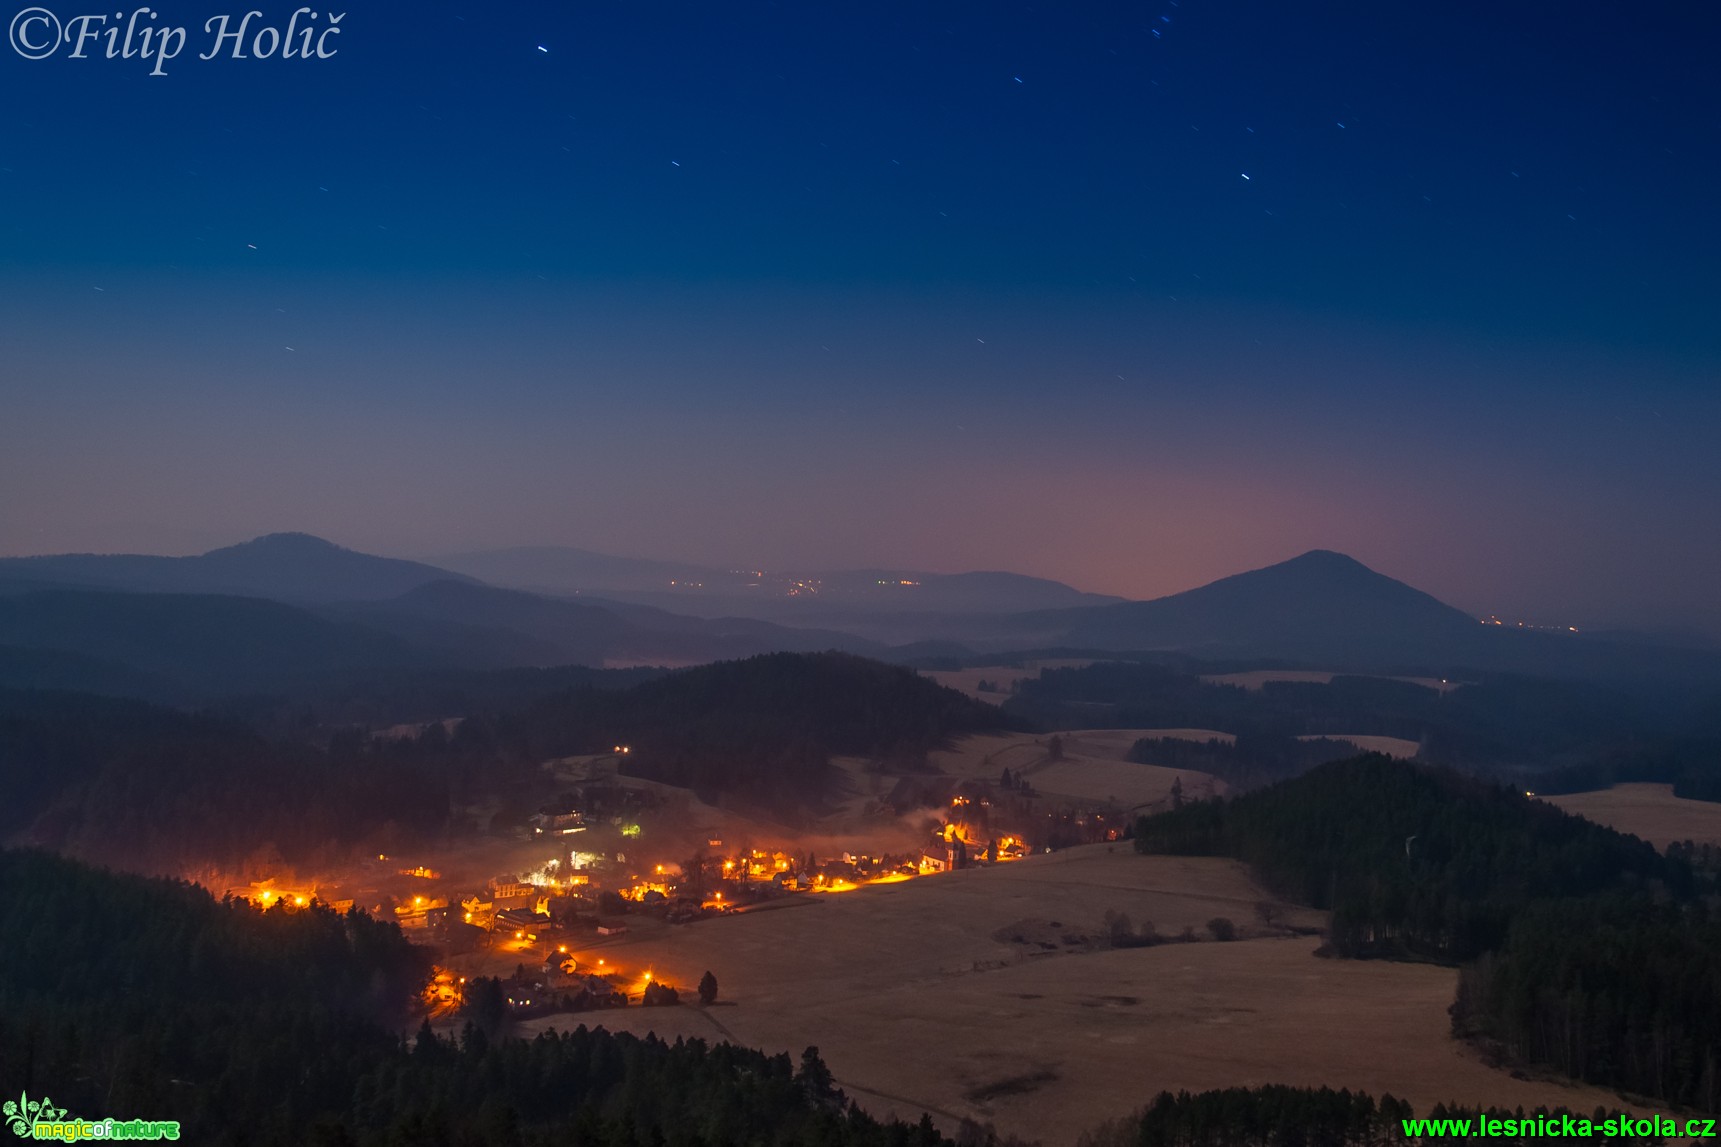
5, 1091, 181, 1140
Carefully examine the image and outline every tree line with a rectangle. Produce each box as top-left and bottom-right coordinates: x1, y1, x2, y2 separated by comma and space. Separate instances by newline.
1005, 660, 1721, 794
1077, 1085, 1660, 1147
1132, 756, 1719, 1105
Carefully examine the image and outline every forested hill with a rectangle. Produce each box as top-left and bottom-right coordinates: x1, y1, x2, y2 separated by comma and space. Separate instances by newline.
1132, 755, 1688, 960
480, 651, 1012, 802
0, 847, 955, 1147
1134, 757, 1721, 1108
2, 654, 1009, 872
0, 689, 453, 872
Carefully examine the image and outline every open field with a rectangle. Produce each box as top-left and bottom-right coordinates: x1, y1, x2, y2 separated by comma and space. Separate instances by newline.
930, 729, 1230, 812
1298, 733, 1422, 760
1545, 783, 1721, 849
922, 660, 1106, 704
1202, 670, 1464, 694
507, 845, 1627, 1145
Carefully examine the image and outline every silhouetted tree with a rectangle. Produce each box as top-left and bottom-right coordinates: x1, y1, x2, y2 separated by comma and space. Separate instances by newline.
797, 1045, 836, 1101
463, 976, 508, 1037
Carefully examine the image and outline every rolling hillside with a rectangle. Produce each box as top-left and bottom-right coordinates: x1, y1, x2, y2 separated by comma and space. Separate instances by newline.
0, 532, 474, 603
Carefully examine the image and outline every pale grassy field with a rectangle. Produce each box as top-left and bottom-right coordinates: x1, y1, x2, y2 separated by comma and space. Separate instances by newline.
1203, 670, 1463, 694
1546, 783, 1721, 849
515, 845, 1626, 1146
930, 729, 1232, 812
922, 660, 1105, 704
1298, 733, 1422, 760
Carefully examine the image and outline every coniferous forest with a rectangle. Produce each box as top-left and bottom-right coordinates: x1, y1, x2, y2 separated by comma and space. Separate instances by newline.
1134, 756, 1721, 1106
0, 847, 953, 1147
1078, 1085, 1663, 1147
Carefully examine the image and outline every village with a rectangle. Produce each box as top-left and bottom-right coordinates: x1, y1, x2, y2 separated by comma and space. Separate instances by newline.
227, 739, 1134, 1024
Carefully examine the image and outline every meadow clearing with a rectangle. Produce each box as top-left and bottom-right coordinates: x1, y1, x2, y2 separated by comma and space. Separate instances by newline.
1546, 782, 1721, 849
929, 729, 1232, 813
518, 845, 1627, 1145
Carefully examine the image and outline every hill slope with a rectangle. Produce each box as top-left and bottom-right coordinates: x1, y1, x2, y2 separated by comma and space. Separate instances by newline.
961, 551, 1721, 684
1133, 754, 1682, 959
1041, 550, 1479, 659
0, 532, 474, 603
0, 589, 439, 697
340, 580, 885, 667
485, 651, 1012, 806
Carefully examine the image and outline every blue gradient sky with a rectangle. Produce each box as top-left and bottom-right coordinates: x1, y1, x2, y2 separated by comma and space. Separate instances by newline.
2, 1, 1717, 633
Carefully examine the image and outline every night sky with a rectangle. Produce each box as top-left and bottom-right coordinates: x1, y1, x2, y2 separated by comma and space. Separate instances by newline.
2, 1, 1717, 634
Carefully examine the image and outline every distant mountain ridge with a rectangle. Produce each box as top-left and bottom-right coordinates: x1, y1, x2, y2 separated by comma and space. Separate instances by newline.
2, 535, 1715, 698
942, 550, 1721, 685
0, 533, 473, 603
1049, 549, 1481, 655
431, 545, 722, 595
335, 579, 883, 668
432, 544, 1124, 618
